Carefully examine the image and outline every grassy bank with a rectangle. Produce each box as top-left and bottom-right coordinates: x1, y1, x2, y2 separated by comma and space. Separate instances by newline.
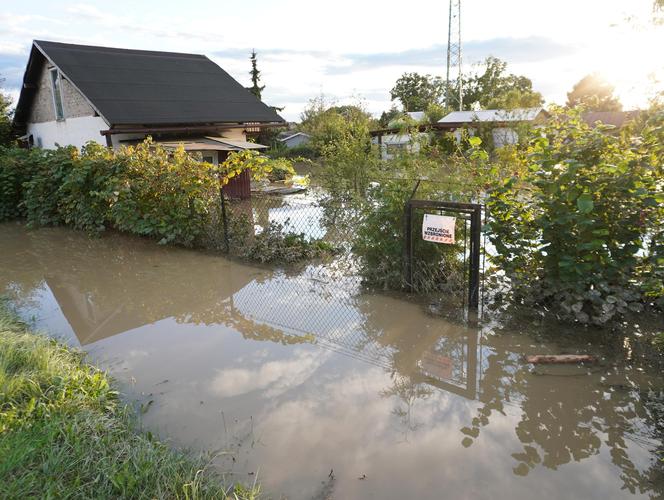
0, 302, 259, 499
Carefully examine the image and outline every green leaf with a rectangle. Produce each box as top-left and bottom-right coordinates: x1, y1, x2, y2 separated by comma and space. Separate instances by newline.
576, 193, 594, 214
468, 136, 482, 147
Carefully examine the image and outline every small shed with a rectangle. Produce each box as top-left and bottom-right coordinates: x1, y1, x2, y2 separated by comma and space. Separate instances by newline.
279, 132, 311, 148
438, 107, 548, 147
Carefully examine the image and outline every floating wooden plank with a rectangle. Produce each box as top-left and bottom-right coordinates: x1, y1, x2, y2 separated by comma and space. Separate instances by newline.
252, 185, 307, 195
525, 354, 595, 364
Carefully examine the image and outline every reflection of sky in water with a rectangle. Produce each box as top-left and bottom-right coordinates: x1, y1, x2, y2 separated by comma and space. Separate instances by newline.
262, 202, 326, 240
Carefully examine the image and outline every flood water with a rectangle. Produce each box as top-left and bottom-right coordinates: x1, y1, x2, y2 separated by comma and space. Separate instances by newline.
1, 222, 662, 499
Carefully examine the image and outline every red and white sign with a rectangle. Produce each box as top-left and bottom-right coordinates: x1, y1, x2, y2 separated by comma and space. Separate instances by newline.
422, 214, 456, 244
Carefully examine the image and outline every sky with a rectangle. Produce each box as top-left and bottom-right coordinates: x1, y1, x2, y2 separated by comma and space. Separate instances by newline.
1, 0, 662, 121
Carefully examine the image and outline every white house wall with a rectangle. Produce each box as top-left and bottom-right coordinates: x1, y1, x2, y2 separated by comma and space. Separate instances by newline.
378, 133, 424, 160
27, 116, 110, 149
492, 127, 519, 148
27, 60, 107, 149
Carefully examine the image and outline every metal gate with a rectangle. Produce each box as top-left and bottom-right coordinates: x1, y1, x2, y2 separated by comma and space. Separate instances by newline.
403, 198, 483, 309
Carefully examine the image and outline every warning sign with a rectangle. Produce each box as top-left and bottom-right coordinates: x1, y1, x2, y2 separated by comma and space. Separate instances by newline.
422, 214, 456, 244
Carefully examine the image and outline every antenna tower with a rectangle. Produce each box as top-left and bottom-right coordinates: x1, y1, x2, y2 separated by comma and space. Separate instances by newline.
445, 0, 462, 110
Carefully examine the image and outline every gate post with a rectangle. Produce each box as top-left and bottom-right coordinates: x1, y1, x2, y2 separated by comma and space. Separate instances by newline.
468, 205, 482, 309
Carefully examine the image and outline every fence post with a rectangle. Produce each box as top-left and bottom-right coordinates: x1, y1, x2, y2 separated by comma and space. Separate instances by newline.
402, 180, 420, 292
403, 201, 413, 292
218, 171, 230, 253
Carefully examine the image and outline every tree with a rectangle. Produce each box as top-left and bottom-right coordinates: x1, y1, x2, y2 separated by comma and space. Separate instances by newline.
390, 73, 445, 112
245, 52, 285, 145
0, 76, 13, 146
248, 50, 265, 100
462, 57, 543, 110
299, 96, 374, 152
424, 102, 448, 123
566, 73, 622, 111
379, 105, 402, 128
299, 95, 377, 191
487, 88, 544, 110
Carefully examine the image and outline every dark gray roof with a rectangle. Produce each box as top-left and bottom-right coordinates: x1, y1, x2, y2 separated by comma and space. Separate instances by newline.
15, 40, 284, 126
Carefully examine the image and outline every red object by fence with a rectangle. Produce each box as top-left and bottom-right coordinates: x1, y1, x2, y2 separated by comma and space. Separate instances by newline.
223, 169, 251, 199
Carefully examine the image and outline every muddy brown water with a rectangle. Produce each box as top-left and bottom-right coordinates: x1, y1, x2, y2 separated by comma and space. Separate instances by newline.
1, 222, 662, 499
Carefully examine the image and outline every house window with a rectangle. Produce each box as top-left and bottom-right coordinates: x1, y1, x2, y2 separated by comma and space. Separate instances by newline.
385, 143, 406, 156
49, 68, 65, 120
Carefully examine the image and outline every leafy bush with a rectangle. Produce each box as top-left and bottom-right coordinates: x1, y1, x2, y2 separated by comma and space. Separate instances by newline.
108, 141, 216, 245
0, 140, 301, 253
266, 157, 298, 181
487, 107, 664, 324
353, 179, 464, 293
298, 97, 378, 194
351, 181, 409, 289
56, 143, 124, 233
0, 147, 41, 221
241, 221, 335, 263
20, 147, 76, 227
217, 208, 336, 264
281, 143, 317, 160
267, 142, 317, 161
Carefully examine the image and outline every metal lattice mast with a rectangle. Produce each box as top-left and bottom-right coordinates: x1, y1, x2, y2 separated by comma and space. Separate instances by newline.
445, 0, 462, 110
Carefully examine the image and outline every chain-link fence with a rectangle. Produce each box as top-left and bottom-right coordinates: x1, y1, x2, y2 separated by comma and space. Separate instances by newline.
210, 178, 483, 299
199, 178, 485, 370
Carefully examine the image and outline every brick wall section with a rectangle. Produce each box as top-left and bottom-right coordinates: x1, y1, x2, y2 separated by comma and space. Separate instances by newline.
28, 63, 96, 123
28, 64, 55, 123
61, 77, 95, 118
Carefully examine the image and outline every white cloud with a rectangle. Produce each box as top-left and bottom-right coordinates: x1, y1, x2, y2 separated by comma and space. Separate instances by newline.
210, 348, 327, 398
1, 0, 661, 120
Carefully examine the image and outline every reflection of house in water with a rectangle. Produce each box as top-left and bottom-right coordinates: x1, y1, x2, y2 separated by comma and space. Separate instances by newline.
6, 226, 305, 347
51, 268, 482, 403
10, 222, 485, 402
47, 277, 145, 345
45, 265, 255, 345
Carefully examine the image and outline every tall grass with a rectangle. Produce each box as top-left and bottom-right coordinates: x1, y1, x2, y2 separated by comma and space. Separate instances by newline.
0, 302, 259, 499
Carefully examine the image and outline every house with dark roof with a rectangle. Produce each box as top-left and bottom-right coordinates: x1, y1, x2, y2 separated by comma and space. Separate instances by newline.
13, 40, 285, 162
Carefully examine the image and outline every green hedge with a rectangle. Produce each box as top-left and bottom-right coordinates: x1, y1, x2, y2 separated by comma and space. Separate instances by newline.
0, 141, 216, 246
0, 140, 333, 263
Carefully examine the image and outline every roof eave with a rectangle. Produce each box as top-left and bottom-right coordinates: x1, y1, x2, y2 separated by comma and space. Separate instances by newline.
100, 121, 285, 136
